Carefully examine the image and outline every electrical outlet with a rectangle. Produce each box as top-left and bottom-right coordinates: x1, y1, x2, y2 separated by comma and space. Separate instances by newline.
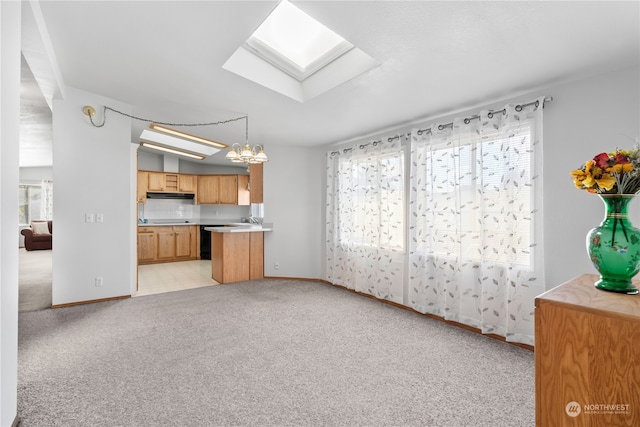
95, 277, 103, 287
274, 262, 279, 270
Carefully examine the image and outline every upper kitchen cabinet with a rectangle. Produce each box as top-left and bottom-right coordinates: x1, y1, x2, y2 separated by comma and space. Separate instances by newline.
140, 171, 198, 195
147, 172, 166, 192
197, 175, 249, 205
137, 171, 148, 204
178, 174, 197, 193
249, 163, 263, 203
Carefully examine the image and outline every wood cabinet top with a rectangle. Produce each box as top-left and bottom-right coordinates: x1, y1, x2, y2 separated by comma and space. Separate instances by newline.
536, 274, 640, 322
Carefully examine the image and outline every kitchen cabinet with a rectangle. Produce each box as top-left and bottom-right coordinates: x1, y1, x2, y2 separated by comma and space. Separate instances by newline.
137, 171, 148, 204
175, 226, 196, 258
210, 230, 264, 284
535, 274, 640, 427
147, 172, 166, 191
196, 175, 249, 205
249, 163, 263, 204
197, 175, 219, 204
156, 227, 177, 260
137, 226, 155, 262
137, 225, 198, 264
143, 171, 197, 194
237, 175, 250, 205
178, 174, 197, 193
218, 175, 238, 204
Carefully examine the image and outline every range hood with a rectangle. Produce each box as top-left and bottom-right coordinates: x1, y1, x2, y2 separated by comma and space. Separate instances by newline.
146, 192, 195, 200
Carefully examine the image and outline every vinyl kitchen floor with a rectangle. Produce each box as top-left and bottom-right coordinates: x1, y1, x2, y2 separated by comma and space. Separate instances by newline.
136, 260, 219, 297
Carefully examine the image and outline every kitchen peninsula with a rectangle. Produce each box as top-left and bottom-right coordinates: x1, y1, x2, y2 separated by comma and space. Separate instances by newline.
205, 224, 273, 284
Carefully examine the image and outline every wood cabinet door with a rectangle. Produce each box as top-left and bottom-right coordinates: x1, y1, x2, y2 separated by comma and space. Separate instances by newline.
137, 171, 148, 203
237, 175, 250, 206
147, 172, 166, 191
218, 175, 238, 204
137, 232, 155, 262
156, 228, 176, 260
190, 226, 198, 258
249, 163, 264, 204
179, 174, 197, 193
197, 175, 219, 204
249, 232, 264, 280
174, 227, 192, 258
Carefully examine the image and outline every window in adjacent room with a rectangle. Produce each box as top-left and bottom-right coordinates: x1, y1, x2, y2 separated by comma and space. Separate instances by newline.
19, 184, 42, 225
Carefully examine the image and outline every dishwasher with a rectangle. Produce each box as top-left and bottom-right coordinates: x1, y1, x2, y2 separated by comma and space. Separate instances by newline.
199, 225, 226, 260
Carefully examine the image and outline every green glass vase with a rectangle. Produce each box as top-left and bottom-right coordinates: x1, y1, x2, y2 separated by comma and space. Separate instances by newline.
586, 194, 640, 294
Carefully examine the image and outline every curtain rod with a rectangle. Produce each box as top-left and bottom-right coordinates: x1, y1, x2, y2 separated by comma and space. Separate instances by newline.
330, 96, 553, 156
416, 96, 553, 136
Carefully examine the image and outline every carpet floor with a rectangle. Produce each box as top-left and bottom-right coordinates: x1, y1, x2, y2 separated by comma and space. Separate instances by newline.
18, 279, 534, 426
18, 248, 52, 312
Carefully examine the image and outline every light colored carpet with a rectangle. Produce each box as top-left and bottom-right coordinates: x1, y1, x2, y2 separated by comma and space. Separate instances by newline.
18, 248, 52, 312
18, 279, 534, 426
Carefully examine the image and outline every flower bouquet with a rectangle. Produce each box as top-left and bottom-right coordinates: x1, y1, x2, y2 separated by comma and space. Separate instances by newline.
571, 148, 640, 194
571, 147, 640, 294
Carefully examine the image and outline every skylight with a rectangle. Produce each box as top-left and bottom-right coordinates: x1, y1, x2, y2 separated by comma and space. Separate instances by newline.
223, 0, 377, 102
245, 0, 353, 81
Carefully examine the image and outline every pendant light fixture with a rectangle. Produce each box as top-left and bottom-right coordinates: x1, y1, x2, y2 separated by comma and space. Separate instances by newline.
225, 116, 269, 164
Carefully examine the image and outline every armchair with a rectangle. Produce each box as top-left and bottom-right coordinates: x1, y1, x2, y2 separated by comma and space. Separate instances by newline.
21, 220, 52, 251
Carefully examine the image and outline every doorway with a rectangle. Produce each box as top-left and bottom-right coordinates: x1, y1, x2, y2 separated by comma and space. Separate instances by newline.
18, 54, 54, 312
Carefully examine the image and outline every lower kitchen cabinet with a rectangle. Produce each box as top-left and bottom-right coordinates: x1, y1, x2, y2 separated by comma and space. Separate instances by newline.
138, 225, 198, 264
137, 227, 156, 262
211, 231, 264, 284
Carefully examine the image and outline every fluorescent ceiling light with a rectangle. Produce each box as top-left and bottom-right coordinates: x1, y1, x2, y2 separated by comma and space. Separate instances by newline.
149, 124, 228, 149
246, 0, 353, 81
140, 129, 222, 157
140, 142, 205, 160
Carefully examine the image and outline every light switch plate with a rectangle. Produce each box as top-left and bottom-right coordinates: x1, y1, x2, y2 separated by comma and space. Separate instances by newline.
85, 213, 94, 223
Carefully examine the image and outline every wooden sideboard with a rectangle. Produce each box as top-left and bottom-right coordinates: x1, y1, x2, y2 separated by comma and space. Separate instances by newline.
535, 274, 640, 426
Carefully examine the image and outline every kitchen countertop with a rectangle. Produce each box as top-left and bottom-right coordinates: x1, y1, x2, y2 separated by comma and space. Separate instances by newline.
138, 221, 196, 226
137, 219, 241, 227
204, 224, 273, 233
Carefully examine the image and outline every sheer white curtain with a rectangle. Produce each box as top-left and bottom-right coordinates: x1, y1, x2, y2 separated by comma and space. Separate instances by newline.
408, 98, 545, 345
326, 137, 405, 304
40, 180, 53, 220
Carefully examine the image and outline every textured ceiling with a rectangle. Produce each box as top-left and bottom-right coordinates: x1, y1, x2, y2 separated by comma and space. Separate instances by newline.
21, 1, 640, 166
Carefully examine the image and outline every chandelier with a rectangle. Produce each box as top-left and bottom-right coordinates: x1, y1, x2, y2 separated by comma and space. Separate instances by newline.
225, 143, 268, 164
225, 117, 269, 164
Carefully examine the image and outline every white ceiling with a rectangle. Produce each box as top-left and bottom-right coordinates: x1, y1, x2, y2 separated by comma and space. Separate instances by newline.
21, 1, 640, 166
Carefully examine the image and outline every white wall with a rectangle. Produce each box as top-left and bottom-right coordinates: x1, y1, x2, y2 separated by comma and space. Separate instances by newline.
318, 64, 640, 291
19, 166, 53, 182
543, 65, 640, 288
0, 1, 20, 424
263, 144, 323, 278
52, 87, 136, 305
